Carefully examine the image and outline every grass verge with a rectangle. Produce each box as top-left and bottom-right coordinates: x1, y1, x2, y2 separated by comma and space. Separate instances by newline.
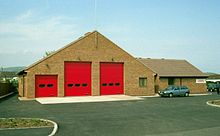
212, 100, 220, 105
0, 118, 53, 129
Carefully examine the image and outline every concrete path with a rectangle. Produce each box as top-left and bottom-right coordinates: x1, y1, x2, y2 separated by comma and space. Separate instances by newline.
36, 95, 143, 104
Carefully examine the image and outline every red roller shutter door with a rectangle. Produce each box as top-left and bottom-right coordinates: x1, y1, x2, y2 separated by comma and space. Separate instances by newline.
100, 63, 124, 95
35, 75, 58, 97
65, 62, 91, 96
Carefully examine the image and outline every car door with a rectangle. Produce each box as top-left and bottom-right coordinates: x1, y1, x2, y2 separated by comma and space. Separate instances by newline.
181, 86, 189, 95
173, 87, 179, 96
179, 87, 184, 95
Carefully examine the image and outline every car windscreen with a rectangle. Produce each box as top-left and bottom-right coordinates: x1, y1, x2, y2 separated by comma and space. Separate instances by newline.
165, 86, 174, 90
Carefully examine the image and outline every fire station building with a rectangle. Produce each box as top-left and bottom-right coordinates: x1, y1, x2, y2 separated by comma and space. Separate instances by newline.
18, 31, 207, 98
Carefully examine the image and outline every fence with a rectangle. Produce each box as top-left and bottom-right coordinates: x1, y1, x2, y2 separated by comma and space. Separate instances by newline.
0, 82, 15, 97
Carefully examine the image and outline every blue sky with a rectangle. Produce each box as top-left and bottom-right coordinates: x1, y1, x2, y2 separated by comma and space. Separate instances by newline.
0, 0, 220, 73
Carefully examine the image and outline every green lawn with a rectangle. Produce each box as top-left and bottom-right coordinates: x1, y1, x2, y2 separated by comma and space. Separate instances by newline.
0, 118, 53, 129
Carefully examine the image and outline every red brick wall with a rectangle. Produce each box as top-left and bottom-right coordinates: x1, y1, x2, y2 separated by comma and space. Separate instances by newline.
159, 77, 207, 93
18, 32, 155, 98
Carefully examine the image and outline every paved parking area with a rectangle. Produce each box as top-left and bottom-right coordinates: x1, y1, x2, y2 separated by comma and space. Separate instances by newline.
0, 93, 220, 136
0, 127, 53, 136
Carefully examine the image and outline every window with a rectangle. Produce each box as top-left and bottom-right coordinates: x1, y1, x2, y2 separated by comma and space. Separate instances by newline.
75, 84, 80, 87
181, 86, 188, 90
47, 84, 53, 88
139, 77, 147, 87
109, 83, 114, 86
174, 87, 179, 90
168, 78, 174, 85
115, 83, 120, 86
67, 84, 73, 87
39, 84, 45, 88
82, 83, 87, 87
102, 83, 107, 86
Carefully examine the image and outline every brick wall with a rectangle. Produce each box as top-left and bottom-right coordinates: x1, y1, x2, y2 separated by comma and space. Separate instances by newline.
181, 78, 207, 93
159, 78, 168, 91
19, 32, 155, 98
158, 77, 207, 93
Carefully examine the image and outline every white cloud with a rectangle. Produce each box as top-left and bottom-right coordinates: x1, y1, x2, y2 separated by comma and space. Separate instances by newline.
0, 10, 80, 52
0, 10, 86, 66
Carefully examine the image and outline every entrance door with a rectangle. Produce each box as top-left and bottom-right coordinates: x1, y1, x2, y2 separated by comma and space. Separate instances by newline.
35, 75, 58, 97
100, 63, 124, 95
64, 62, 91, 96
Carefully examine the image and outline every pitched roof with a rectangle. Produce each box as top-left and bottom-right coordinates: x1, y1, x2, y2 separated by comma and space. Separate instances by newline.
137, 58, 208, 77
17, 31, 96, 75
18, 30, 153, 75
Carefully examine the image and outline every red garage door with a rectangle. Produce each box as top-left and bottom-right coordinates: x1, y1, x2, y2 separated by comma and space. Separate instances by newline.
64, 62, 91, 96
100, 63, 124, 95
35, 75, 58, 97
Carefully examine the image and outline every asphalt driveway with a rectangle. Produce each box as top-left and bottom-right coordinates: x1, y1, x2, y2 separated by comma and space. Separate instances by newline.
0, 93, 220, 136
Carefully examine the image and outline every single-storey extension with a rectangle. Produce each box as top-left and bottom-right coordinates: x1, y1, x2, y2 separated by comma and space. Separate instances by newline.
18, 31, 208, 98
137, 58, 208, 93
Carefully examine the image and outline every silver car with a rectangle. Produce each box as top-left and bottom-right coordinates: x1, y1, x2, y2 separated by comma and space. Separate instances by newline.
158, 86, 190, 97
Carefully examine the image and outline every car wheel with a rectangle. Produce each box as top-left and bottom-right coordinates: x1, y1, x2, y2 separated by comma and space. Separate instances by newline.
185, 92, 189, 97
169, 93, 173, 97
